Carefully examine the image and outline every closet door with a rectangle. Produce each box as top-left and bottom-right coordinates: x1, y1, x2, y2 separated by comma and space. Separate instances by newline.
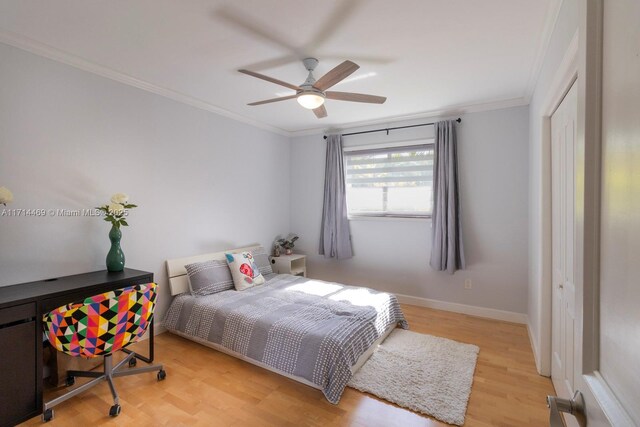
550, 81, 577, 402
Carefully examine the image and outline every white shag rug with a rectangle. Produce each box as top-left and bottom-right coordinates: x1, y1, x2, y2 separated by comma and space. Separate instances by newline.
348, 329, 479, 426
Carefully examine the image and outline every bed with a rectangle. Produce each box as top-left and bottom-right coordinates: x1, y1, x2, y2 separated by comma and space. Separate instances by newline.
163, 245, 408, 404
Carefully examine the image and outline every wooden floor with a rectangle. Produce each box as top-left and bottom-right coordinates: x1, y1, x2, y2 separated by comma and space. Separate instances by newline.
22, 304, 555, 427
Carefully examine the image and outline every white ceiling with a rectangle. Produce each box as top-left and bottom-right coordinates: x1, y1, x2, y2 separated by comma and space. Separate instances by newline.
0, 0, 557, 135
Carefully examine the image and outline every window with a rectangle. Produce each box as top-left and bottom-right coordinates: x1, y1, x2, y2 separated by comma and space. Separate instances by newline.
344, 143, 434, 218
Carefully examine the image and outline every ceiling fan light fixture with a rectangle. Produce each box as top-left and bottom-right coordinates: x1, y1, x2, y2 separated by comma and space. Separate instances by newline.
297, 92, 325, 109
240, 59, 385, 119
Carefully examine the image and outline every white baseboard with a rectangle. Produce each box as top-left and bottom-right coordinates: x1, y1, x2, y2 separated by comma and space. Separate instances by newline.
527, 321, 543, 375
395, 293, 528, 324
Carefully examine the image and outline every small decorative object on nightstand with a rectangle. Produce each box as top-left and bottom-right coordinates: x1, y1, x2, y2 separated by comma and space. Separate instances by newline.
276, 234, 299, 256
271, 254, 306, 277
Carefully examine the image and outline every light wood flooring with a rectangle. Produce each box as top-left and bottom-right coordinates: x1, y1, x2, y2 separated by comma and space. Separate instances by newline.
22, 304, 555, 426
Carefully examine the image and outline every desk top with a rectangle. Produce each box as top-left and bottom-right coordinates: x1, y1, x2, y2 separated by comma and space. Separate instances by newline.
0, 268, 153, 309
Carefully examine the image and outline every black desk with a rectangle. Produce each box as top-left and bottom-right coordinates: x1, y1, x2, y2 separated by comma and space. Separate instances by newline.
0, 269, 154, 427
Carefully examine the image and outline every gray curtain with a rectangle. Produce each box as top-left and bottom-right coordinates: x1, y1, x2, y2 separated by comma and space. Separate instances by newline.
430, 120, 465, 273
319, 134, 353, 259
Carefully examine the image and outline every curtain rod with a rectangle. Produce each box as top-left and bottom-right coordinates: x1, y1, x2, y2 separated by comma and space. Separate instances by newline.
323, 117, 461, 140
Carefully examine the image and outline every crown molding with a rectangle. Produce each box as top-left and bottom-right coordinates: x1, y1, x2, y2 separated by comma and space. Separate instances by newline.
0, 31, 290, 137
289, 96, 529, 138
524, 0, 564, 101
1, 28, 534, 139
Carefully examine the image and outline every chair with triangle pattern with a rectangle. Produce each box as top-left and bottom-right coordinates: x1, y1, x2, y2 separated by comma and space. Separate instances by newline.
41, 282, 165, 421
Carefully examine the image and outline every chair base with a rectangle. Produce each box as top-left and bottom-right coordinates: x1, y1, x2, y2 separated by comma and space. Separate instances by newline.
42, 351, 165, 422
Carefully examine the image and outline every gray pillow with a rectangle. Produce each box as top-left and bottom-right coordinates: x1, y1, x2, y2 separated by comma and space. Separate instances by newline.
185, 259, 234, 296
251, 246, 273, 276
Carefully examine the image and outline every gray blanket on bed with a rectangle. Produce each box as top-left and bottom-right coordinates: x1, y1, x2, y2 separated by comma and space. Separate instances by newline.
163, 273, 408, 403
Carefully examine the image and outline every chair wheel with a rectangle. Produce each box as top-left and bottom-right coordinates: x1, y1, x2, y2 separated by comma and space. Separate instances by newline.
157, 369, 166, 381
128, 357, 137, 367
109, 404, 121, 417
43, 408, 54, 422
65, 376, 75, 387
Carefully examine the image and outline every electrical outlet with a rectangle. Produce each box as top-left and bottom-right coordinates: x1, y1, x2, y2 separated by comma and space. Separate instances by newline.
464, 279, 472, 290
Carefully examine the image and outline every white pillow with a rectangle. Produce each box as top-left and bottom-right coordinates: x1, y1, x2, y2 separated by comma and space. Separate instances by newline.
225, 251, 265, 291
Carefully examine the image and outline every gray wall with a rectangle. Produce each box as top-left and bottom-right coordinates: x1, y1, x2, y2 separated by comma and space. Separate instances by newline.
0, 43, 291, 323
290, 106, 529, 314
527, 0, 578, 371
0, 40, 531, 327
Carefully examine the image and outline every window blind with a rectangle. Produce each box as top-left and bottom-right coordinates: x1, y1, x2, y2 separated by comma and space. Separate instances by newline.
344, 144, 434, 217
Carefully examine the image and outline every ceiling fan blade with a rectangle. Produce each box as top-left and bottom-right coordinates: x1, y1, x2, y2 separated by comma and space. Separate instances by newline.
239, 54, 300, 73
248, 94, 297, 106
306, 0, 363, 52
239, 69, 301, 91
313, 61, 360, 91
215, 6, 302, 56
323, 54, 393, 65
313, 104, 328, 118
325, 91, 387, 104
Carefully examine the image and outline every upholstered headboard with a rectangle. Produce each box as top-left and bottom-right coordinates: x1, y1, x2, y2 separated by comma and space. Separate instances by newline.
165, 245, 262, 296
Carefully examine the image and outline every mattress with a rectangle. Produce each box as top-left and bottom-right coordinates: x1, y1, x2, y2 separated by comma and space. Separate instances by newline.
163, 273, 408, 404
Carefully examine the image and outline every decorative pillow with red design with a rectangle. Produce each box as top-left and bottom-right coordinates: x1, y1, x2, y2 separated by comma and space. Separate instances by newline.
225, 251, 266, 291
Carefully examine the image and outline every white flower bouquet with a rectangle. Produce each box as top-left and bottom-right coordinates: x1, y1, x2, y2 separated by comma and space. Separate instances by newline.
0, 187, 13, 206
96, 193, 137, 228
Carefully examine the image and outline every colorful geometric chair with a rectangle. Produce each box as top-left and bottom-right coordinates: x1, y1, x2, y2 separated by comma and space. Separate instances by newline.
41, 282, 165, 421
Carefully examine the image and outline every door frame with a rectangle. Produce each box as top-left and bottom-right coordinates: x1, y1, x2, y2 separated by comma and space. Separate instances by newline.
539, 1, 635, 424
537, 29, 578, 379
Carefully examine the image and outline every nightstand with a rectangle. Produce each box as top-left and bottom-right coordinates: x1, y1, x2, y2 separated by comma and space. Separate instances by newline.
270, 254, 307, 277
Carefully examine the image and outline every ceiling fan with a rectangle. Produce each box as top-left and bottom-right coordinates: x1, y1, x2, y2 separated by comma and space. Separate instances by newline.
239, 58, 386, 119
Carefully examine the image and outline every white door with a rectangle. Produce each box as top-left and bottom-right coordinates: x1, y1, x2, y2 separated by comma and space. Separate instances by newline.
547, 2, 638, 425
593, 0, 640, 424
551, 81, 578, 403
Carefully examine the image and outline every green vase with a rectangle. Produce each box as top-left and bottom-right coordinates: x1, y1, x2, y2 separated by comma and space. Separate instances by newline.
106, 225, 125, 272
